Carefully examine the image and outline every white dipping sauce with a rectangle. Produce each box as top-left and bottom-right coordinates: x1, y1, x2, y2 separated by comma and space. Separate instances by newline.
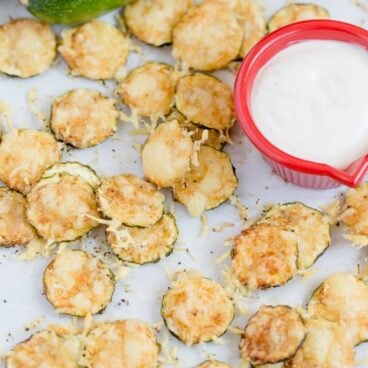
251, 40, 368, 169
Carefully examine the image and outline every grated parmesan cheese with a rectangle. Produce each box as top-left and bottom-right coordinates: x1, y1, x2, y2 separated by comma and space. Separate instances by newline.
28, 89, 48, 127
229, 195, 249, 221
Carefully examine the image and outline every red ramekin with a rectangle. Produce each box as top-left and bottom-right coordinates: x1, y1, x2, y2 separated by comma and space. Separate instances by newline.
234, 20, 368, 189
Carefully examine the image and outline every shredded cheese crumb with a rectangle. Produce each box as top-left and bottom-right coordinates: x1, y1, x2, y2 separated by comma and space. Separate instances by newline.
321, 199, 341, 225
200, 214, 208, 237
18, 237, 53, 260
120, 109, 142, 129
0, 100, 14, 131
158, 333, 179, 367
191, 129, 209, 167
216, 250, 231, 264
212, 222, 235, 233
229, 195, 249, 221
28, 89, 48, 126
343, 233, 368, 248
227, 325, 243, 335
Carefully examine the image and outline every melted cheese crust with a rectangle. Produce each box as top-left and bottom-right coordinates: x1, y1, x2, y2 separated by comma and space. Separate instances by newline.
196, 360, 232, 368
186, 124, 226, 150
268, 4, 329, 32
0, 130, 61, 194
308, 272, 368, 345
176, 73, 234, 130
162, 273, 234, 345
44, 249, 114, 316
27, 174, 100, 242
142, 120, 193, 187
59, 20, 129, 80
173, 146, 238, 217
51, 89, 119, 149
97, 174, 165, 227
0, 18, 56, 78
285, 318, 354, 368
259, 203, 331, 269
83, 320, 159, 368
0, 188, 34, 247
118, 62, 175, 117
6, 330, 78, 368
172, 1, 243, 71
232, 223, 298, 289
125, 0, 192, 46
240, 305, 306, 365
106, 214, 178, 264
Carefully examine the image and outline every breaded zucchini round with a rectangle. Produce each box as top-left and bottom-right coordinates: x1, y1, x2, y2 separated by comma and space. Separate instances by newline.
0, 18, 56, 78
308, 272, 368, 345
59, 20, 129, 80
83, 320, 159, 368
0, 188, 35, 247
161, 272, 234, 345
50, 89, 119, 148
44, 249, 114, 316
142, 120, 193, 188
176, 73, 234, 130
172, 1, 243, 71
106, 214, 178, 264
27, 173, 100, 242
285, 317, 354, 368
118, 63, 175, 117
0, 129, 61, 194
259, 203, 331, 269
196, 361, 232, 368
240, 305, 306, 365
173, 146, 238, 217
124, 0, 192, 46
6, 330, 78, 368
268, 4, 329, 33
97, 174, 165, 227
232, 223, 298, 289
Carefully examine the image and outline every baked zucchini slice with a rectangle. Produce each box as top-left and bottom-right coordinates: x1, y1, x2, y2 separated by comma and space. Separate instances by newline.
106, 214, 178, 264
285, 317, 354, 368
0, 129, 61, 194
142, 120, 193, 188
117, 62, 175, 117
59, 20, 129, 80
6, 330, 78, 368
124, 0, 192, 46
83, 320, 159, 368
161, 271, 234, 345
259, 202, 331, 269
44, 249, 114, 316
0, 188, 35, 247
240, 305, 306, 365
268, 4, 329, 33
0, 18, 56, 78
172, 1, 243, 71
97, 173, 165, 227
43, 162, 101, 190
307, 272, 368, 345
175, 73, 235, 130
27, 173, 100, 242
173, 146, 238, 217
231, 223, 298, 289
196, 361, 232, 368
50, 89, 119, 149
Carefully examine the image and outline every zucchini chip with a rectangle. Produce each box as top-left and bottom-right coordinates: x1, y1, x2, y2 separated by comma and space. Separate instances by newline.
240, 305, 306, 365
196, 361, 232, 368
142, 120, 193, 188
308, 272, 368, 345
259, 203, 331, 269
172, 1, 243, 71
268, 4, 329, 33
97, 174, 165, 227
50, 89, 119, 149
231, 223, 298, 289
27, 174, 100, 242
161, 271, 234, 345
6, 330, 78, 368
0, 18, 56, 78
285, 318, 354, 368
0, 130, 61, 194
0, 188, 35, 247
176, 73, 234, 130
59, 20, 129, 80
124, 0, 192, 46
106, 214, 178, 264
83, 320, 159, 368
173, 146, 238, 217
44, 249, 114, 316
117, 62, 175, 117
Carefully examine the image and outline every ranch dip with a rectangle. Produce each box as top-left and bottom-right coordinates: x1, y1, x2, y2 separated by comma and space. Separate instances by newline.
251, 40, 368, 169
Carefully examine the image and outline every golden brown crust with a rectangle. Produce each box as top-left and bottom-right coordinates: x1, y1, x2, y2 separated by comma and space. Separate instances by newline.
196, 361, 232, 368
